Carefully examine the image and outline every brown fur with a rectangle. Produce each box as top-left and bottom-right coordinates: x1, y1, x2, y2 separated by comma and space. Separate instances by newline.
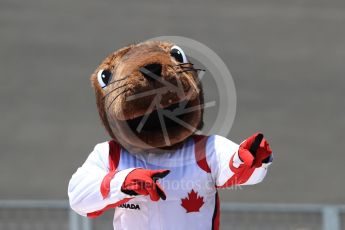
91, 41, 204, 153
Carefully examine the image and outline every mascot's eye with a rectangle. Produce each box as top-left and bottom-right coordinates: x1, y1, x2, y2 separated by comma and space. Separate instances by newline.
97, 69, 112, 88
170, 45, 188, 63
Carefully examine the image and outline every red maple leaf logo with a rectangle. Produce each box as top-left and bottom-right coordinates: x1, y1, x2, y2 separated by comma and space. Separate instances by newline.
181, 189, 204, 213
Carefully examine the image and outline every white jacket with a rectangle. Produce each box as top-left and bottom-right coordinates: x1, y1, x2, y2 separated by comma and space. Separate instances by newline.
68, 135, 272, 230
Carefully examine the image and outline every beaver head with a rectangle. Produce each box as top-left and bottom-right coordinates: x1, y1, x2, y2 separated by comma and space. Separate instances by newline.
91, 41, 204, 153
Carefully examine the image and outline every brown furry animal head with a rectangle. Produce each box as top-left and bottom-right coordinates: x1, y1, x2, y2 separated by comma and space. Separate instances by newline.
91, 41, 204, 153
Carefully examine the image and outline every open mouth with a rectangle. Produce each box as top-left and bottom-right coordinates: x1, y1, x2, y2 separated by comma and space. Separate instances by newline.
126, 100, 195, 134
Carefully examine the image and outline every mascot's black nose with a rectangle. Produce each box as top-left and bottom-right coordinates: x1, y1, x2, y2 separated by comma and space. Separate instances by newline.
140, 63, 162, 79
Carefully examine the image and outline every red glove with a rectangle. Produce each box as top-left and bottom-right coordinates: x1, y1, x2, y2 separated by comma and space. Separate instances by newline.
121, 169, 170, 201
238, 133, 272, 168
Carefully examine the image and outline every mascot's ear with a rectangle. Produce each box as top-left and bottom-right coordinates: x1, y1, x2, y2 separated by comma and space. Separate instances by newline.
90, 45, 133, 139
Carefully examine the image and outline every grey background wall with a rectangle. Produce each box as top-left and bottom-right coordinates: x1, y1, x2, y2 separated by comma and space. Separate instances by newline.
1, 0, 344, 204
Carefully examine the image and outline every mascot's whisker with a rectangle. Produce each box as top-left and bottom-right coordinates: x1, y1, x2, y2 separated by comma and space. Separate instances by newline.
105, 75, 129, 87
177, 68, 205, 73
175, 62, 194, 67
102, 83, 132, 100
106, 88, 132, 111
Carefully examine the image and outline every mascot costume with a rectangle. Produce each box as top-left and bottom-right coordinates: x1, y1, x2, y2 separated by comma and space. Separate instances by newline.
68, 41, 273, 230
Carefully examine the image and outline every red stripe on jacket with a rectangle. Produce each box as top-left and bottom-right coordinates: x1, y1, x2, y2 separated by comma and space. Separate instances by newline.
87, 141, 132, 218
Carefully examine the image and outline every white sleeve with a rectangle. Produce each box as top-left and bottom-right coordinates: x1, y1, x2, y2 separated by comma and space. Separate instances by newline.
205, 135, 272, 187
68, 143, 136, 216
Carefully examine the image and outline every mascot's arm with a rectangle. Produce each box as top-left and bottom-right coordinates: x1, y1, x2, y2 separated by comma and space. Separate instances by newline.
206, 133, 273, 188
68, 144, 136, 216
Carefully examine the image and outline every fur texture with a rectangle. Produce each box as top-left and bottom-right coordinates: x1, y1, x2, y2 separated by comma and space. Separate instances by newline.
91, 41, 204, 153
